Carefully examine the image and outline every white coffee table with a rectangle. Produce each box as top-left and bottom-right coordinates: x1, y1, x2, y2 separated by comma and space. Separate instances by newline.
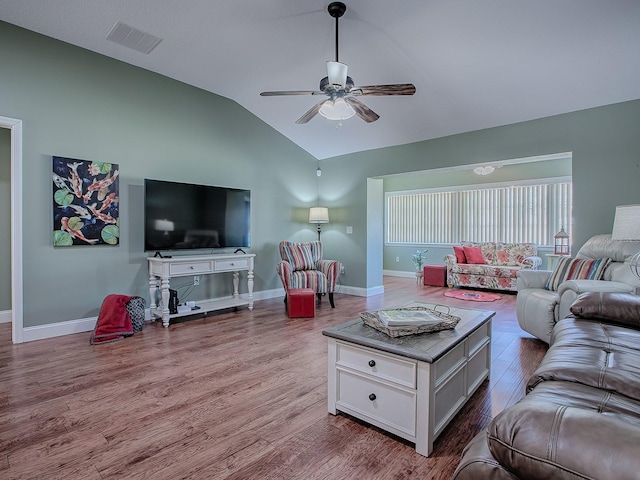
322, 303, 494, 457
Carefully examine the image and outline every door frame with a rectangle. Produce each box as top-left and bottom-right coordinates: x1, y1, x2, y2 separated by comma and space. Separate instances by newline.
0, 115, 23, 344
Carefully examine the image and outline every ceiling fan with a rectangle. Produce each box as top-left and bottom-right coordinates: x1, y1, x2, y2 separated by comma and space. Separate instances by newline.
260, 2, 416, 124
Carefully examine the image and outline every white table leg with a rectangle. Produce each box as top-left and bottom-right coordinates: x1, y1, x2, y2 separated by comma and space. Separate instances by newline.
232, 271, 240, 297
415, 361, 434, 457
149, 275, 158, 310
247, 268, 254, 310
160, 277, 170, 328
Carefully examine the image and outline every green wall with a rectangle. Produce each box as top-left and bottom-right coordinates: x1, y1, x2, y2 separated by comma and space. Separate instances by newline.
0, 127, 10, 311
2, 19, 640, 327
383, 157, 572, 273
0, 22, 320, 328
320, 100, 640, 289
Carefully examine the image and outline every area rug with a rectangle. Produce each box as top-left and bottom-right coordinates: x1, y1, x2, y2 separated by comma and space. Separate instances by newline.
444, 290, 501, 302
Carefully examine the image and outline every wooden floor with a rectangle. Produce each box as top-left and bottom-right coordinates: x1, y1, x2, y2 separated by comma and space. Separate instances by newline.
0, 277, 547, 479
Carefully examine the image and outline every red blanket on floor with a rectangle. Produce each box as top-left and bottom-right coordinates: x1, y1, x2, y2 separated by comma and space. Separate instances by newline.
90, 294, 133, 345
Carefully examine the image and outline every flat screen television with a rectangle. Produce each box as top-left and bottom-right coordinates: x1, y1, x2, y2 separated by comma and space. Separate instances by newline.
144, 179, 250, 252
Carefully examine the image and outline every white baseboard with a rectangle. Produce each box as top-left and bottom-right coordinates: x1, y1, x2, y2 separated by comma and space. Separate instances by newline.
22, 316, 98, 342
20, 288, 288, 343
337, 284, 384, 297
383, 270, 418, 278
0, 310, 11, 324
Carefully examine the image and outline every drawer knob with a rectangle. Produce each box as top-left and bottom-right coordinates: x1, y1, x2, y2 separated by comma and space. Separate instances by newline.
368, 360, 376, 367
190, 266, 194, 269
368, 393, 376, 401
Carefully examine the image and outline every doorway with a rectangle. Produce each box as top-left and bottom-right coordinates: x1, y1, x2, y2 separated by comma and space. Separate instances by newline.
0, 115, 23, 343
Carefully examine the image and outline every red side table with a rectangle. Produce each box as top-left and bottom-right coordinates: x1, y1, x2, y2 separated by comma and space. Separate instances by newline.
423, 265, 447, 287
287, 288, 315, 318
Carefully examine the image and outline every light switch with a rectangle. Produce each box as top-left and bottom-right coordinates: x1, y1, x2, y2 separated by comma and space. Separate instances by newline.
346, 226, 353, 234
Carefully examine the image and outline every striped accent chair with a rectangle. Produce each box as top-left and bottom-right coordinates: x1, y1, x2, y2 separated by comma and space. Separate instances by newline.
276, 241, 341, 308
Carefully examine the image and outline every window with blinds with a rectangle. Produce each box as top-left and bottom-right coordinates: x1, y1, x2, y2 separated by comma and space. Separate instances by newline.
386, 178, 572, 246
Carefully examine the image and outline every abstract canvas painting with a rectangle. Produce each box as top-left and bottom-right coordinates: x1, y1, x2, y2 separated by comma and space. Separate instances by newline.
52, 156, 120, 246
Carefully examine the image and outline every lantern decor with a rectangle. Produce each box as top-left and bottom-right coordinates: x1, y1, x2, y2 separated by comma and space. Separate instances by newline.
554, 227, 570, 255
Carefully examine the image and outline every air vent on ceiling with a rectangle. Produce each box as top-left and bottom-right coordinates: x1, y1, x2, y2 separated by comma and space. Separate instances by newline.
106, 21, 162, 54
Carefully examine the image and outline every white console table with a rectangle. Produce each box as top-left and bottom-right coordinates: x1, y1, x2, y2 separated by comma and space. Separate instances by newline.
147, 253, 255, 327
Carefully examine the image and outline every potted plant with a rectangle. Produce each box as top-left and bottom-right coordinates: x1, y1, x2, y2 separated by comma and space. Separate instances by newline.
411, 249, 428, 283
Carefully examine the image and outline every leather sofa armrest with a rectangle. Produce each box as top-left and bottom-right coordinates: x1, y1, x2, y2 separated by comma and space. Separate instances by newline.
489, 399, 640, 480
516, 269, 551, 290
521, 255, 542, 269
557, 279, 634, 296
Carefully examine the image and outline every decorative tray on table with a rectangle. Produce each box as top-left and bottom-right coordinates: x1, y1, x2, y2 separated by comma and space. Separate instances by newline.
360, 305, 460, 337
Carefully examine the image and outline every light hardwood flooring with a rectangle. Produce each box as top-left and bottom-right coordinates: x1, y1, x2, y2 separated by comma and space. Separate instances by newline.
0, 277, 547, 479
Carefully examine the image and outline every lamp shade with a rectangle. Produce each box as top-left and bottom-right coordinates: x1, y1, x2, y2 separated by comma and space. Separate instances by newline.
612, 205, 640, 240
309, 207, 329, 224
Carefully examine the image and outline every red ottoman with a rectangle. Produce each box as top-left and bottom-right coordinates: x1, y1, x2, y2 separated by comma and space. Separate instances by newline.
423, 265, 447, 287
287, 288, 315, 318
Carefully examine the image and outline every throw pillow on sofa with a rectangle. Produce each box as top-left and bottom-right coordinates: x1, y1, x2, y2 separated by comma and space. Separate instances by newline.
453, 245, 467, 263
544, 256, 611, 291
570, 291, 640, 329
463, 246, 485, 264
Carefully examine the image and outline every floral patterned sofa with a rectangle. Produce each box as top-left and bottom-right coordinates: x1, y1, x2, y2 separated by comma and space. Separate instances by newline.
444, 241, 542, 292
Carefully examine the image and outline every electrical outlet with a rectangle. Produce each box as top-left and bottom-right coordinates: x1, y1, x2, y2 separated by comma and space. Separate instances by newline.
193, 275, 200, 286
340, 264, 345, 274
396, 256, 400, 262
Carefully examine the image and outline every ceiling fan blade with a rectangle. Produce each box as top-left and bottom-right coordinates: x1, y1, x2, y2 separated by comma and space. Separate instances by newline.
344, 97, 380, 123
260, 90, 323, 96
295, 100, 326, 124
351, 83, 416, 96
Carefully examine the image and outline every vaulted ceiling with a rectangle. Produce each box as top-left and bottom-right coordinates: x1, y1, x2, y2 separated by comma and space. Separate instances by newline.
1, 0, 639, 160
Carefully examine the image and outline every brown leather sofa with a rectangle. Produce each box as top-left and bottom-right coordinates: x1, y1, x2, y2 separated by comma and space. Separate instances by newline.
453, 292, 640, 480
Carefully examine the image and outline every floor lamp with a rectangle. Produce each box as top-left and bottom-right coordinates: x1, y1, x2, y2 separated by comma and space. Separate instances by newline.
309, 207, 329, 241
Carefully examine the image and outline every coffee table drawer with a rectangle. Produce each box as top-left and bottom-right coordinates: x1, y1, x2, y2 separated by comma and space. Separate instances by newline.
336, 342, 416, 388
337, 370, 416, 437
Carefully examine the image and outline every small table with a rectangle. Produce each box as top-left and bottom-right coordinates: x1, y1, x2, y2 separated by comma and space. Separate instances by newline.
148, 253, 255, 327
322, 304, 494, 457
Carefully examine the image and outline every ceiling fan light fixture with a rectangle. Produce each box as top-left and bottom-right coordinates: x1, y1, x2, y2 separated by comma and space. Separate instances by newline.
473, 165, 496, 176
319, 97, 355, 121
327, 61, 348, 88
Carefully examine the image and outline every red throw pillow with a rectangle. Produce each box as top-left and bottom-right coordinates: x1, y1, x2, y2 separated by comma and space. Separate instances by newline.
453, 246, 467, 263
463, 246, 486, 264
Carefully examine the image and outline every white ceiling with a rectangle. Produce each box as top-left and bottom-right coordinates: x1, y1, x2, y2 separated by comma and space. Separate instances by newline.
2, 0, 640, 160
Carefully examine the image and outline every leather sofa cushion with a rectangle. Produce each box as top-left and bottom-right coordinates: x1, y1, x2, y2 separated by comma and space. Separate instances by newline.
452, 432, 519, 480
570, 291, 640, 330
527, 317, 640, 401
488, 381, 640, 480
